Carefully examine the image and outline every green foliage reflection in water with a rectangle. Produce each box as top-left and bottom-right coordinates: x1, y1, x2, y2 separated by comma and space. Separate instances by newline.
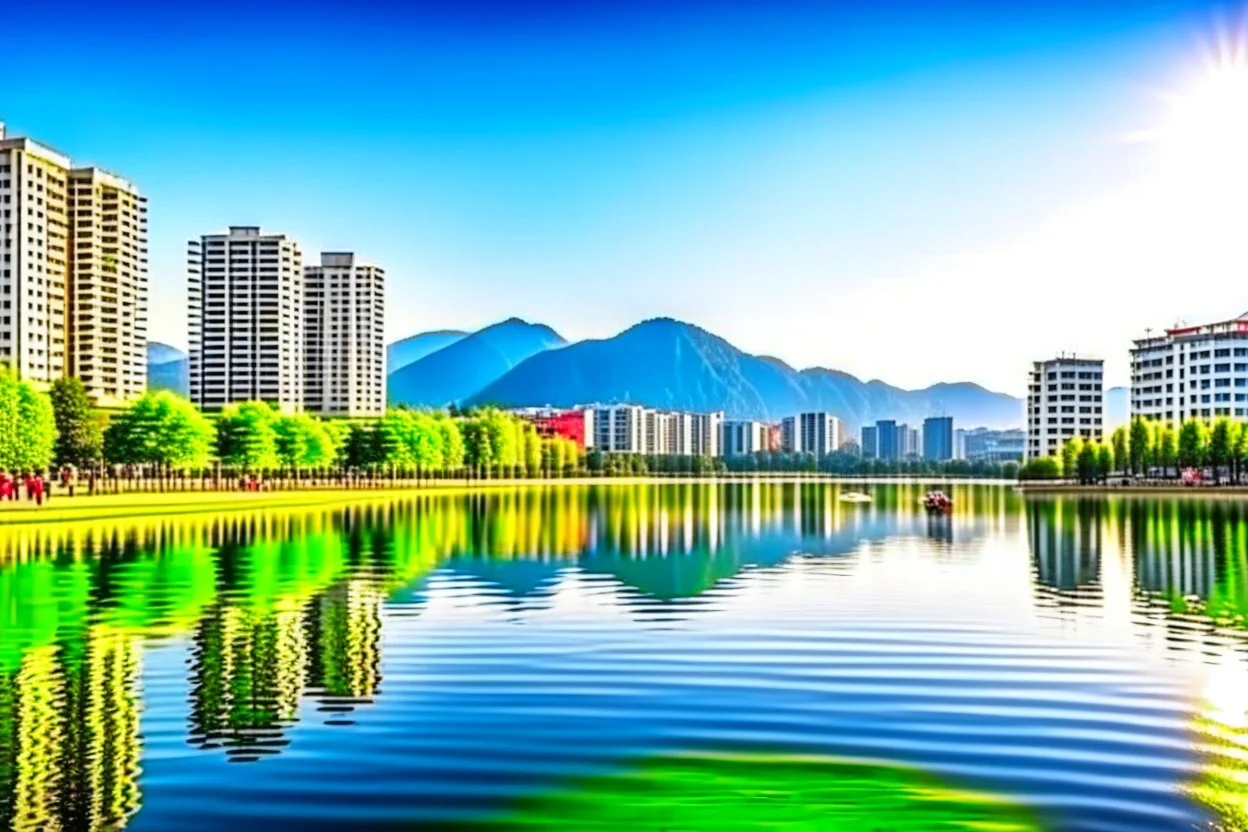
488, 754, 1044, 831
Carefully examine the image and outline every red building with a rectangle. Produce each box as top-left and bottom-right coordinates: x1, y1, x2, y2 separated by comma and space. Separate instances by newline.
530, 410, 590, 450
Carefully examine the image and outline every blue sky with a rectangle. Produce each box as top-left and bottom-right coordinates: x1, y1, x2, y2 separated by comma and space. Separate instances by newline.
4, 0, 1245, 392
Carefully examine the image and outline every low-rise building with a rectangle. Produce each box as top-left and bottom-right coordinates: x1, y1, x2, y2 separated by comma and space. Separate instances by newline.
965, 428, 1026, 463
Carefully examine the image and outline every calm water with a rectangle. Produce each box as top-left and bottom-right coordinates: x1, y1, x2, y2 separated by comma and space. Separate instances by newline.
3, 482, 1248, 831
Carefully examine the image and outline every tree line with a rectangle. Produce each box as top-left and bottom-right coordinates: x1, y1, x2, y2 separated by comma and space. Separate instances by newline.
1020, 416, 1248, 484
2, 369, 586, 488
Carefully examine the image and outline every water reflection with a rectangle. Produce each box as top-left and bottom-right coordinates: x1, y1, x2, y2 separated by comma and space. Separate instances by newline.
0, 483, 1247, 830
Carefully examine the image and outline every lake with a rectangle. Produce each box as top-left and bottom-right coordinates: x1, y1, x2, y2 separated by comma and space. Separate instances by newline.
2, 482, 1247, 831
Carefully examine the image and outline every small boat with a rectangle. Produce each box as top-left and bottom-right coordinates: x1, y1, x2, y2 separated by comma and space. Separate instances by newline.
922, 491, 952, 514
839, 491, 872, 503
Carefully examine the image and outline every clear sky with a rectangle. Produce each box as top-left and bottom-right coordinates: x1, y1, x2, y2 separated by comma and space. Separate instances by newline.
5, 0, 1247, 394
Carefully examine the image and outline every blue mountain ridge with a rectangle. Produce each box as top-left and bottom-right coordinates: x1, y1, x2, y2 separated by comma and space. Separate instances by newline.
387, 318, 567, 407
465, 318, 1022, 431
146, 342, 189, 397
387, 329, 468, 375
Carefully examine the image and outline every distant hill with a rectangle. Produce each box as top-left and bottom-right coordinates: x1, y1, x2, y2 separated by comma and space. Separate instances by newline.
466, 318, 1021, 431
387, 329, 467, 375
147, 342, 189, 397
388, 318, 567, 407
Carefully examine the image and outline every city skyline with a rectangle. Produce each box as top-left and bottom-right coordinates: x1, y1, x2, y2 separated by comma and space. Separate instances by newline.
5, 0, 1248, 396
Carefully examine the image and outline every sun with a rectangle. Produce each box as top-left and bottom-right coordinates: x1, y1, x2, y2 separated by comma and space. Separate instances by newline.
1149, 58, 1248, 191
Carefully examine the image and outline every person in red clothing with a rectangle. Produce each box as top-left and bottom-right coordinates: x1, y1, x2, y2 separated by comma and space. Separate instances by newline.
29, 473, 44, 506
0, 472, 11, 501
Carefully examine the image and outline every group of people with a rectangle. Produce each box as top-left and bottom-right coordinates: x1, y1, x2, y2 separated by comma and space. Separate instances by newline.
0, 466, 75, 507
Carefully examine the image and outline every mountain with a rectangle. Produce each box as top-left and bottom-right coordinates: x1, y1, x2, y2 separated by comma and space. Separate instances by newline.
387, 329, 467, 375
147, 342, 189, 397
388, 318, 567, 407
466, 318, 1021, 431
1104, 386, 1129, 429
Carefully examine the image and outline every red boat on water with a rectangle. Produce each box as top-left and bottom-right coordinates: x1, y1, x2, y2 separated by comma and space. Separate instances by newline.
922, 491, 953, 515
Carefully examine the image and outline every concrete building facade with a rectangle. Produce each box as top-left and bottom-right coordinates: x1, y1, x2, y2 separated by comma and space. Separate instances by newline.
0, 124, 147, 403
1027, 357, 1104, 460
722, 420, 767, 456
189, 226, 304, 412
861, 425, 878, 459
67, 167, 148, 405
304, 252, 385, 416
923, 416, 954, 461
1131, 313, 1248, 427
590, 405, 645, 454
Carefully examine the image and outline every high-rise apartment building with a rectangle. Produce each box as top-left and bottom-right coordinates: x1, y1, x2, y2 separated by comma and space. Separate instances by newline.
691, 411, 723, 457
780, 416, 799, 453
590, 405, 645, 453
861, 425, 878, 459
67, 168, 148, 405
875, 420, 898, 460
923, 416, 954, 461
1131, 313, 1248, 427
797, 412, 841, 456
189, 226, 304, 412
0, 124, 147, 403
722, 420, 767, 456
1026, 357, 1103, 460
304, 252, 385, 416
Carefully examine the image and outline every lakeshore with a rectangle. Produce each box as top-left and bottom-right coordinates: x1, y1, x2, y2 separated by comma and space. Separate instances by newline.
0, 475, 1009, 526
1017, 481, 1248, 497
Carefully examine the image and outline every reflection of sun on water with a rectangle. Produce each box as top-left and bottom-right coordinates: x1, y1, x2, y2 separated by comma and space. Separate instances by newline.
1192, 657, 1248, 828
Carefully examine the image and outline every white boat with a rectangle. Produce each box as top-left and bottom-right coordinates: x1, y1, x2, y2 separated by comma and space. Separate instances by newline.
839, 492, 872, 503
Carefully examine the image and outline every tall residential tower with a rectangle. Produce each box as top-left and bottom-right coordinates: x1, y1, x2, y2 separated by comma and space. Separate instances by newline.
304, 253, 385, 416
1026, 356, 1103, 460
188, 226, 304, 412
0, 124, 147, 403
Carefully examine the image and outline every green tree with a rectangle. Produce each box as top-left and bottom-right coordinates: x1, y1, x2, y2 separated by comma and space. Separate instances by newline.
1095, 443, 1113, 482
0, 368, 57, 471
1209, 418, 1233, 484
1111, 427, 1128, 474
1061, 437, 1083, 479
104, 391, 213, 468
437, 414, 465, 472
1075, 441, 1098, 483
1157, 423, 1178, 476
1019, 456, 1061, 480
1178, 419, 1209, 470
273, 413, 336, 470
216, 401, 279, 471
49, 377, 104, 468
1129, 418, 1151, 475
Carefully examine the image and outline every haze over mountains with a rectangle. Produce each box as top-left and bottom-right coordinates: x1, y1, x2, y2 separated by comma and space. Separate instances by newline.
386, 318, 567, 408
143, 317, 1025, 430
462, 318, 1021, 431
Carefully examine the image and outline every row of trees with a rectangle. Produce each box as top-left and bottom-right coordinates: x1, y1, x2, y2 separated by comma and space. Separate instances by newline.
1020, 416, 1248, 484
0, 366, 1021, 485
0, 371, 587, 481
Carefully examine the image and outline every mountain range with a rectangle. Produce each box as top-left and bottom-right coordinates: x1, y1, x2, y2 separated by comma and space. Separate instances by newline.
147, 342, 189, 397
461, 318, 1021, 431
142, 317, 1025, 431
386, 329, 467, 374
386, 318, 567, 408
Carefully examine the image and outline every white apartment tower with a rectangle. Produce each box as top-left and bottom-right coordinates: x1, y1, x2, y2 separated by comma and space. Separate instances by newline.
67, 168, 148, 405
189, 226, 303, 412
1131, 313, 1248, 427
722, 420, 767, 456
1026, 357, 1104, 460
0, 124, 147, 402
304, 252, 385, 416
590, 405, 645, 453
